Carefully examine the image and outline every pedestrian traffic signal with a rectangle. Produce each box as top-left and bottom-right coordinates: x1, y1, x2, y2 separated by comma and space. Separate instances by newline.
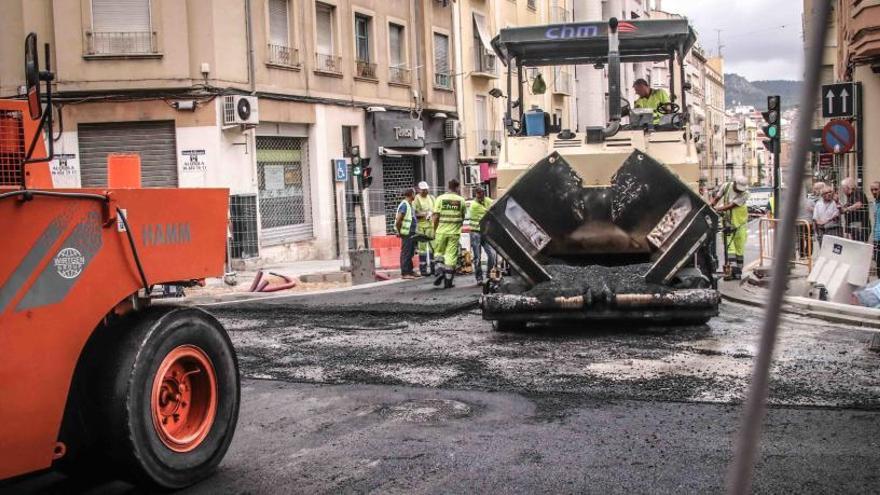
360, 158, 373, 188
761, 95, 781, 151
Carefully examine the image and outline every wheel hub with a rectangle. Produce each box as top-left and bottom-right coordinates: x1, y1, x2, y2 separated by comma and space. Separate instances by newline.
151, 345, 218, 452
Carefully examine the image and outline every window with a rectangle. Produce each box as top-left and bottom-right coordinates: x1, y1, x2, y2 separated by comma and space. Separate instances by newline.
268, 0, 297, 66
355, 14, 371, 62
89, 0, 155, 55
389, 23, 409, 84
315, 2, 340, 73
433, 33, 451, 89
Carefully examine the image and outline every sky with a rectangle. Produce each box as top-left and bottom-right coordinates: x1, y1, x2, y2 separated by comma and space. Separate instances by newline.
659, 0, 805, 81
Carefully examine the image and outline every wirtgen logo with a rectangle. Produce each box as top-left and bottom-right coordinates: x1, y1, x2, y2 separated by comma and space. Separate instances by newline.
54, 247, 85, 279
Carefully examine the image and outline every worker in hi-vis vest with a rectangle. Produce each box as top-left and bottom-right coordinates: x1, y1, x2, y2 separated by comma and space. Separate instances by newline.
394, 188, 418, 279
432, 179, 466, 289
468, 186, 497, 283
413, 181, 436, 276
712, 176, 750, 280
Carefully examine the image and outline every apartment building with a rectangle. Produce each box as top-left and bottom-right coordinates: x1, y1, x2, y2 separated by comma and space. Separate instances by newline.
0, 0, 459, 265
453, 0, 576, 195
703, 56, 726, 187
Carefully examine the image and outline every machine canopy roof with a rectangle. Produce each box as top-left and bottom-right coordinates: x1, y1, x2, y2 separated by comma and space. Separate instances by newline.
491, 19, 696, 67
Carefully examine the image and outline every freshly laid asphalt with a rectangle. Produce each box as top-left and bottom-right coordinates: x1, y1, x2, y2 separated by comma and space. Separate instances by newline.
9, 277, 880, 494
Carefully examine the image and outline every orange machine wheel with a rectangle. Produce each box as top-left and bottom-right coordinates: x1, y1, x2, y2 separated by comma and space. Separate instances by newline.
151, 345, 219, 453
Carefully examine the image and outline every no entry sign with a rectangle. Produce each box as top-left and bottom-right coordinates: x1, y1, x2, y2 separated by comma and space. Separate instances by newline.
822, 119, 856, 154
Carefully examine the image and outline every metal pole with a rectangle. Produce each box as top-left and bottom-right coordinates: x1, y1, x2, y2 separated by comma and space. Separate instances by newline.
726, 1, 831, 493
773, 138, 781, 219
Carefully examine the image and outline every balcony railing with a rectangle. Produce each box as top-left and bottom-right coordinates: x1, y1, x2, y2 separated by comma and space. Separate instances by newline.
434, 72, 452, 89
473, 49, 497, 76
355, 59, 377, 79
86, 31, 157, 56
389, 65, 411, 85
553, 69, 573, 95
550, 6, 573, 23
315, 53, 343, 74
267, 43, 299, 67
473, 130, 503, 157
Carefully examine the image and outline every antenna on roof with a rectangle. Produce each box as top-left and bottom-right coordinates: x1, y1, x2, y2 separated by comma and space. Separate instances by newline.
715, 29, 725, 57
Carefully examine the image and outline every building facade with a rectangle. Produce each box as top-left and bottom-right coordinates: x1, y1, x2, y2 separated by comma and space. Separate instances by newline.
453, 0, 576, 196
0, 0, 459, 265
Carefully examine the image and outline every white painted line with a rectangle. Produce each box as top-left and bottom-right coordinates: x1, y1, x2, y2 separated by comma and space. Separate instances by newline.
198, 277, 408, 307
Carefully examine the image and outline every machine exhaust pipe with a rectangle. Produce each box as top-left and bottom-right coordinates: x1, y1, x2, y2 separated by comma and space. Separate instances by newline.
603, 17, 622, 138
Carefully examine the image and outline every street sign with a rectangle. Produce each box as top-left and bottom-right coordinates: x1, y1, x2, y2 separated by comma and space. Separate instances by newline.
822, 82, 855, 118
333, 159, 348, 182
821, 119, 856, 154
818, 153, 833, 168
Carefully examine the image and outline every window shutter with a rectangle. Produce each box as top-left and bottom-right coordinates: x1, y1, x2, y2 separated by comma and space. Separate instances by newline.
92, 0, 151, 33
269, 0, 290, 46
316, 4, 333, 55
389, 24, 404, 68
434, 33, 449, 75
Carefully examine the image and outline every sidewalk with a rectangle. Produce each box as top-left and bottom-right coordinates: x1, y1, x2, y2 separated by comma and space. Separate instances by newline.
718, 263, 880, 330
181, 258, 407, 305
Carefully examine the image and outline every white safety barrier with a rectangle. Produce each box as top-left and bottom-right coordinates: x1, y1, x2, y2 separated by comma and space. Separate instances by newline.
808, 235, 873, 304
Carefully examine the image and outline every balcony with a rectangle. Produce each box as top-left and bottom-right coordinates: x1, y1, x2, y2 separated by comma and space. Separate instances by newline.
550, 6, 573, 23
527, 0, 536, 11
355, 60, 378, 80
472, 50, 498, 78
315, 53, 343, 75
85, 31, 158, 57
389, 65, 411, 85
434, 72, 452, 90
473, 130, 503, 158
267, 43, 300, 68
552, 69, 573, 95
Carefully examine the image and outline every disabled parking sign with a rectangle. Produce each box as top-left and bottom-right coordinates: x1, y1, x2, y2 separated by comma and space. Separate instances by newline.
333, 159, 348, 182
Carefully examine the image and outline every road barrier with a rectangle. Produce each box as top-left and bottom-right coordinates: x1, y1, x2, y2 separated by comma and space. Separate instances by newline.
758, 218, 813, 273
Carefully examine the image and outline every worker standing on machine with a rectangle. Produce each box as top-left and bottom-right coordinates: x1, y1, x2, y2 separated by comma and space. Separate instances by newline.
712, 176, 750, 280
414, 181, 436, 276
633, 78, 670, 124
432, 179, 466, 289
468, 186, 497, 284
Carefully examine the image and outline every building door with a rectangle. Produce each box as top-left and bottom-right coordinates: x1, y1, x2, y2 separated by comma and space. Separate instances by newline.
256, 135, 313, 245
381, 156, 416, 233
432, 148, 445, 193
78, 121, 177, 187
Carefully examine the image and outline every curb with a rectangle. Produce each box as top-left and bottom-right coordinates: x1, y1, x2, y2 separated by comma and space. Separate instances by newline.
719, 277, 880, 331
177, 277, 407, 307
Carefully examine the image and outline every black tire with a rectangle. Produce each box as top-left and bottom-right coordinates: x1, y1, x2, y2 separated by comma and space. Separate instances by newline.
492, 319, 527, 332
92, 306, 240, 489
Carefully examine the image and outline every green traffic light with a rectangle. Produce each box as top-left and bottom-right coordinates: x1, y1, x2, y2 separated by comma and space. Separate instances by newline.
353, 165, 362, 176
767, 125, 778, 139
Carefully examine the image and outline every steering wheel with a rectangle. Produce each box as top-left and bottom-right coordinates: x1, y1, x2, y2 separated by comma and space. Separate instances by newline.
619, 97, 632, 116
657, 102, 680, 115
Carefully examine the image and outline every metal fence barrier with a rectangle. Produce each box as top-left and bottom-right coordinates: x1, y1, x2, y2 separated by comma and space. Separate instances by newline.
757, 218, 813, 273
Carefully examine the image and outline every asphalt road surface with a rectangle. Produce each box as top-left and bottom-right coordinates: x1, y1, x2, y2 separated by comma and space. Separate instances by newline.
8, 278, 880, 494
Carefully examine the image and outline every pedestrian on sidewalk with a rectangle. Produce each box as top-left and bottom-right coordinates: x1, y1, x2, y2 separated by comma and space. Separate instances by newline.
841, 177, 871, 243
796, 183, 823, 259
432, 179, 466, 289
871, 181, 880, 276
395, 188, 418, 279
468, 186, 497, 284
814, 185, 842, 245
712, 176, 749, 281
414, 181, 436, 276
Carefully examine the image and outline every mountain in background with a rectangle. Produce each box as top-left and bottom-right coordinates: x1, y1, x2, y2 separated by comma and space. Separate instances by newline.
724, 73, 803, 109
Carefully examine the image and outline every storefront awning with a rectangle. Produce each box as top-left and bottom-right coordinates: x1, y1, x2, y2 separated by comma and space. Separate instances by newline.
473, 12, 494, 54
379, 147, 428, 157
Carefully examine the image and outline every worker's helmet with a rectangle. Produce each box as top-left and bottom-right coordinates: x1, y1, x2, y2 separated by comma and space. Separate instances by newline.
418, 181, 430, 191
733, 175, 748, 192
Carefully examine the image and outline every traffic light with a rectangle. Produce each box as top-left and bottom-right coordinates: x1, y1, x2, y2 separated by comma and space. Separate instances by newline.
360, 158, 373, 188
351, 155, 362, 177
761, 95, 781, 152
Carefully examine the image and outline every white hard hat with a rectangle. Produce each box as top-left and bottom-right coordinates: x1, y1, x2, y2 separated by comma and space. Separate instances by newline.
418, 181, 430, 191
733, 175, 748, 192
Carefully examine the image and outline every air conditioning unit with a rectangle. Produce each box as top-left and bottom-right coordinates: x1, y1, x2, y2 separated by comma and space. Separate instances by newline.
463, 164, 481, 185
443, 119, 460, 140
223, 95, 259, 126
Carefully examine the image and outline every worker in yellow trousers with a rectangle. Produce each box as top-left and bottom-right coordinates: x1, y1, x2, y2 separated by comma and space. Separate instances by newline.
432, 179, 466, 289
414, 181, 435, 276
